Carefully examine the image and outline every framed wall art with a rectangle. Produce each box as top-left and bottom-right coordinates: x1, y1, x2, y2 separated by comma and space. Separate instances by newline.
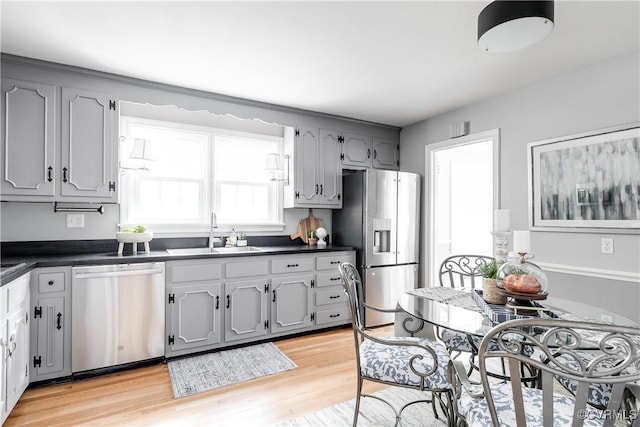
528, 123, 640, 232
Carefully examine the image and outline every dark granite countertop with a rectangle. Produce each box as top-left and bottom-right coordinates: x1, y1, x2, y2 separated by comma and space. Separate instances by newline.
0, 244, 354, 286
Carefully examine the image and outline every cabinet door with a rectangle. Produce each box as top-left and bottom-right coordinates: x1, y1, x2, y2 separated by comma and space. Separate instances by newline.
293, 127, 320, 204
33, 297, 65, 377
270, 275, 313, 333
0, 78, 56, 199
224, 280, 268, 342
372, 136, 399, 170
5, 306, 29, 413
318, 129, 342, 206
0, 314, 7, 424
167, 283, 222, 354
60, 87, 117, 200
342, 133, 372, 169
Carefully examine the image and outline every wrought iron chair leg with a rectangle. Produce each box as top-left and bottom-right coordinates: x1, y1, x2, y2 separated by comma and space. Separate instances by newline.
353, 377, 363, 427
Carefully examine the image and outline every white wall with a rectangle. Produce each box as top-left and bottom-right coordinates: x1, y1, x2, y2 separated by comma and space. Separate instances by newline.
400, 51, 640, 323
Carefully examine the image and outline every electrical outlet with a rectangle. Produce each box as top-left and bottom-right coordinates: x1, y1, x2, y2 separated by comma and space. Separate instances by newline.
66, 214, 85, 228
601, 237, 614, 254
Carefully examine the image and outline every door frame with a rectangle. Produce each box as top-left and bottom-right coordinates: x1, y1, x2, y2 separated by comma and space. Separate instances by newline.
424, 129, 501, 287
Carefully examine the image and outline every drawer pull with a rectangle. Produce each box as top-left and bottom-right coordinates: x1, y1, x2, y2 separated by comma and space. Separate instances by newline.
287, 264, 299, 268
48, 280, 54, 286
329, 314, 341, 318
329, 295, 341, 299
330, 261, 340, 265
330, 277, 341, 281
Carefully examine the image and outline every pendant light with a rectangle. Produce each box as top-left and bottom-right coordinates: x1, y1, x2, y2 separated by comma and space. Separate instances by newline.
478, 1, 554, 53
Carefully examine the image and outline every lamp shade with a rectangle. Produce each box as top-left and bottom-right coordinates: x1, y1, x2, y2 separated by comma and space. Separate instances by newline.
265, 153, 283, 171
129, 139, 154, 161
478, 1, 554, 53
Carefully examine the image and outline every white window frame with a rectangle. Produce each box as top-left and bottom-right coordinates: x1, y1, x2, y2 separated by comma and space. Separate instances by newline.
120, 116, 285, 236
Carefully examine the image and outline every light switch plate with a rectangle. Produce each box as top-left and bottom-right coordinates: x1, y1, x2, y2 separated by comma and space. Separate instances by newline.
66, 214, 85, 228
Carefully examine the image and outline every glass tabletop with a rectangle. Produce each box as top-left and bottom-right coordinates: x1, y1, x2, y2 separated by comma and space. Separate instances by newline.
397, 291, 496, 338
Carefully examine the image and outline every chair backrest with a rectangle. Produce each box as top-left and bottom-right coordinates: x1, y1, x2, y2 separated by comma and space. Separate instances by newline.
438, 254, 493, 289
477, 318, 640, 427
338, 262, 365, 334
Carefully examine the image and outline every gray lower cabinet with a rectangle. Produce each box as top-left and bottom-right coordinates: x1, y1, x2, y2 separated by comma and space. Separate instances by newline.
270, 275, 314, 334
224, 279, 269, 342
29, 267, 71, 382
165, 260, 223, 357
314, 253, 354, 326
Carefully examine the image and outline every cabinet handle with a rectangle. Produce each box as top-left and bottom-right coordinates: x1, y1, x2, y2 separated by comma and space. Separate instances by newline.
330, 261, 340, 265
330, 277, 341, 281
315, 184, 319, 194
287, 263, 299, 268
47, 166, 53, 182
373, 149, 377, 159
215, 295, 220, 310
320, 184, 323, 195
56, 313, 62, 330
272, 290, 277, 303
329, 314, 341, 318
48, 280, 54, 286
62, 167, 68, 183
367, 149, 371, 159
7, 335, 16, 358
329, 295, 341, 299
226, 295, 230, 309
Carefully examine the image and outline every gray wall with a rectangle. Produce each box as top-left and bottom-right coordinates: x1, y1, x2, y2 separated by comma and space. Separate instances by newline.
400, 51, 640, 324
0, 55, 399, 243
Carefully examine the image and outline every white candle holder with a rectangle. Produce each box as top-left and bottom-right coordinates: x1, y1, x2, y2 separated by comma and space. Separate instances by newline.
491, 231, 511, 265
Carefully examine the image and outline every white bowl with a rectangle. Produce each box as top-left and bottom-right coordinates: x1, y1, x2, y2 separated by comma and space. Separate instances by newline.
116, 232, 153, 243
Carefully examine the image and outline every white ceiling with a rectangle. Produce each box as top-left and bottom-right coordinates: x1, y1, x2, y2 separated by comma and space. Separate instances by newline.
1, 1, 638, 127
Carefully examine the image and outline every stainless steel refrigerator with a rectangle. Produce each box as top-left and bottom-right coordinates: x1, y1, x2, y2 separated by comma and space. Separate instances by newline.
333, 169, 420, 327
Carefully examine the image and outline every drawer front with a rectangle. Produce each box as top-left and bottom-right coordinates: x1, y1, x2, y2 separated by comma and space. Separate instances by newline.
38, 272, 66, 293
315, 288, 347, 306
225, 260, 269, 278
168, 261, 222, 283
316, 271, 343, 288
316, 254, 352, 271
315, 306, 351, 325
271, 257, 313, 274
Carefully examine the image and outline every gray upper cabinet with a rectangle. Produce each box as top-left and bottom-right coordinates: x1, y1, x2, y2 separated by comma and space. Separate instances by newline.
60, 87, 118, 201
285, 127, 342, 208
0, 78, 118, 202
341, 133, 372, 169
372, 136, 399, 170
0, 79, 56, 199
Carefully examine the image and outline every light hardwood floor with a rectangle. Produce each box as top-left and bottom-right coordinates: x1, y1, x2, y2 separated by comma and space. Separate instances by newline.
7, 326, 393, 426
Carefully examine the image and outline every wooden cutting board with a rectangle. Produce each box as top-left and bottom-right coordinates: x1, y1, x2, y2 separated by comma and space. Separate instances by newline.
290, 209, 324, 243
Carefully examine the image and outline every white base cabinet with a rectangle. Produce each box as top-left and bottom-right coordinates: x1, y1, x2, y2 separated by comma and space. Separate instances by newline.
1, 272, 30, 425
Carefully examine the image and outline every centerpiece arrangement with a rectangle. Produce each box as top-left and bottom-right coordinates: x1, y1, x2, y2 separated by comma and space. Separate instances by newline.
496, 253, 548, 315
477, 259, 507, 305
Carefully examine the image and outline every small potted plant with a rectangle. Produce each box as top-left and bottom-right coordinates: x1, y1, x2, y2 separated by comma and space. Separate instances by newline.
236, 231, 247, 247
307, 230, 318, 246
477, 259, 507, 304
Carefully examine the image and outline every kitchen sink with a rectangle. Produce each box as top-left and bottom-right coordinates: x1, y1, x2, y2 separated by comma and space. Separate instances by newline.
167, 246, 265, 255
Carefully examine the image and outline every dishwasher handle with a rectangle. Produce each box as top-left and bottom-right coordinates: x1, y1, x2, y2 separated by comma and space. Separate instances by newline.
74, 268, 164, 279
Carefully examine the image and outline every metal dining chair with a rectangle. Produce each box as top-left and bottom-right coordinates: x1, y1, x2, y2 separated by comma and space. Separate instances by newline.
451, 317, 640, 427
338, 262, 455, 427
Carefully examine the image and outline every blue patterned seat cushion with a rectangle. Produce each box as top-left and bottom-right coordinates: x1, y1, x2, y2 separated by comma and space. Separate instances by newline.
543, 351, 639, 409
441, 329, 534, 357
458, 382, 606, 427
359, 336, 451, 390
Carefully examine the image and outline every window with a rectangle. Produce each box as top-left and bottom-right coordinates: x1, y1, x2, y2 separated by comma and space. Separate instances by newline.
120, 117, 284, 234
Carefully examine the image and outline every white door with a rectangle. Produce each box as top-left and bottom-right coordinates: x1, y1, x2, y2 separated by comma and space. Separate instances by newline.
425, 130, 500, 286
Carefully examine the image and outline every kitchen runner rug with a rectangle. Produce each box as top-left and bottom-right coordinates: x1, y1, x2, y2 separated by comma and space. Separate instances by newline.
168, 342, 297, 398
278, 387, 445, 427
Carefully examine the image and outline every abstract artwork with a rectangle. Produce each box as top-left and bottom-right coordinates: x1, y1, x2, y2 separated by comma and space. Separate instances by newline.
528, 124, 640, 231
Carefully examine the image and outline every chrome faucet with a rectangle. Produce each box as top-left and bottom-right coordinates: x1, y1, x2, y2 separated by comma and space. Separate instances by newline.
209, 211, 221, 249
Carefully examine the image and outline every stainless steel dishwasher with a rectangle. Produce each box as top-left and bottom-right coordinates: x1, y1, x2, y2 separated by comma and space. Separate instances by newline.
71, 262, 165, 373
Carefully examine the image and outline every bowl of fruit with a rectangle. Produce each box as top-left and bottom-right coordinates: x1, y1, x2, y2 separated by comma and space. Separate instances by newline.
116, 225, 153, 243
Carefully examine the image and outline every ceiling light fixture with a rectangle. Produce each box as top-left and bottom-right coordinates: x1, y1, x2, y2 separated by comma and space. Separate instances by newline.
478, 1, 554, 53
